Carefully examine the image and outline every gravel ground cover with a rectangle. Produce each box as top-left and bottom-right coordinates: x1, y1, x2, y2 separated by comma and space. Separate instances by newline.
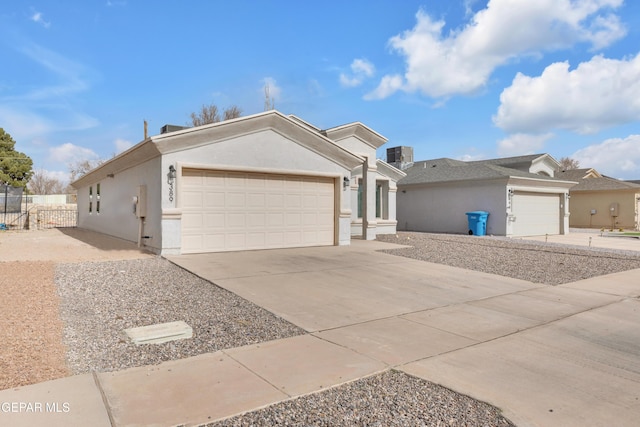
376, 232, 640, 285
56, 257, 305, 374
208, 370, 515, 427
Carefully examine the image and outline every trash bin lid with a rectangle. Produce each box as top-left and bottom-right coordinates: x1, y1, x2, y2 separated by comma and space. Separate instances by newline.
466, 211, 489, 216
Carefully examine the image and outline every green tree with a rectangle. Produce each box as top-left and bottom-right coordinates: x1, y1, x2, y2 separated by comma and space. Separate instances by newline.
0, 128, 33, 189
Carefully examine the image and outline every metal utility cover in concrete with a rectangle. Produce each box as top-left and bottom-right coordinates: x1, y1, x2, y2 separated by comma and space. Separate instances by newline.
125, 321, 193, 345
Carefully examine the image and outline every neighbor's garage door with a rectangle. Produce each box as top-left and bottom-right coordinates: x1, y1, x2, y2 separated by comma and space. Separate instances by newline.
181, 169, 335, 253
511, 192, 560, 236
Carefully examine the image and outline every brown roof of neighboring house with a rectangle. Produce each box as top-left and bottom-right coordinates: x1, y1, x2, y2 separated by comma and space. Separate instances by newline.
556, 168, 601, 180
560, 172, 640, 192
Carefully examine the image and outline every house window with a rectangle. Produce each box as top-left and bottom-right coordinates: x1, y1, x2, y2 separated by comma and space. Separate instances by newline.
89, 186, 93, 213
357, 179, 389, 219
96, 183, 101, 214
376, 181, 389, 219
357, 179, 363, 218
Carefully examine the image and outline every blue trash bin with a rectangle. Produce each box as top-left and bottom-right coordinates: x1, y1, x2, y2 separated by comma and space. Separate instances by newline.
465, 211, 489, 236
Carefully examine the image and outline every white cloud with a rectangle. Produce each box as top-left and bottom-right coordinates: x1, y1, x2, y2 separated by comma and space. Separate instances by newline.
458, 153, 487, 162
352, 58, 375, 76
38, 169, 71, 185
572, 134, 640, 178
370, 0, 625, 99
30, 11, 51, 29
494, 54, 640, 134
497, 133, 554, 156
364, 75, 403, 100
48, 143, 99, 164
340, 58, 375, 88
114, 138, 133, 154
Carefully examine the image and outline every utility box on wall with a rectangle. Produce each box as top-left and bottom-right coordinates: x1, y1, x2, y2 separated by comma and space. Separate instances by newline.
609, 202, 619, 217
135, 185, 147, 218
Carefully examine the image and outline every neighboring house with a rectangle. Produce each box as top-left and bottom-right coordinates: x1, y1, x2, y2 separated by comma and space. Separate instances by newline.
558, 168, 640, 230
71, 111, 404, 255
395, 151, 577, 236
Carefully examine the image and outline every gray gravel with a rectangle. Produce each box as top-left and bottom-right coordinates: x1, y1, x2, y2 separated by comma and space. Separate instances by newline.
58, 233, 636, 426
208, 370, 515, 427
377, 232, 640, 285
55, 257, 305, 374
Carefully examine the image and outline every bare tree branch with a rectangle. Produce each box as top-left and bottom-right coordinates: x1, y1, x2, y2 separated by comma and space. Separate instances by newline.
558, 157, 580, 170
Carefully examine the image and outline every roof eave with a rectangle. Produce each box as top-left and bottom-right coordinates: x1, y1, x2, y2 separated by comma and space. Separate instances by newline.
71, 139, 160, 188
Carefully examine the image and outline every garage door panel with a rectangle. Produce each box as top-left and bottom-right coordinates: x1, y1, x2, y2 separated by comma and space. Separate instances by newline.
267, 194, 284, 208
204, 213, 225, 229
181, 169, 335, 253
203, 173, 224, 186
204, 192, 225, 208
182, 212, 203, 229
182, 191, 205, 208
247, 212, 266, 227
285, 231, 303, 245
247, 193, 265, 208
227, 192, 245, 207
226, 212, 246, 228
286, 194, 302, 208
285, 179, 302, 191
267, 213, 284, 226
512, 192, 560, 236
246, 232, 266, 247
285, 213, 302, 226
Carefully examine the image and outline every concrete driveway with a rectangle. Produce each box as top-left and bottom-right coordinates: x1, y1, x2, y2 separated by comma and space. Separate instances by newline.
168, 239, 640, 426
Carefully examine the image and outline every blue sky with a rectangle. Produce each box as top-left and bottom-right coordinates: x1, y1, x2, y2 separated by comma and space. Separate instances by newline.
2, 0, 640, 184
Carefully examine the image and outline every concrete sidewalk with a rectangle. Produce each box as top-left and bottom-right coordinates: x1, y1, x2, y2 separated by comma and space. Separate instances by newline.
517, 228, 640, 252
2, 241, 640, 426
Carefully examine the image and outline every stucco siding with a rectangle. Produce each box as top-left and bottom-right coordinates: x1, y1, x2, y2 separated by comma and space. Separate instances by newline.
77, 157, 162, 249
165, 130, 351, 182
397, 182, 507, 235
162, 130, 353, 250
569, 191, 640, 230
331, 135, 376, 159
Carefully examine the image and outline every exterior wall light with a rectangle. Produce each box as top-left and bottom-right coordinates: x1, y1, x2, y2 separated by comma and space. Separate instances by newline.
167, 165, 177, 182
343, 176, 350, 190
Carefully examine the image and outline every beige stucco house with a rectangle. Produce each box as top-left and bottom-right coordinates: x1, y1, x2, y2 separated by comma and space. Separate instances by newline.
558, 168, 640, 230
394, 153, 577, 236
72, 111, 404, 254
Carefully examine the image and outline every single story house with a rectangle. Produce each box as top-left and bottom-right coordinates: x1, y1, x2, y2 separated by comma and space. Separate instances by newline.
72, 111, 404, 254
393, 151, 577, 236
558, 168, 640, 230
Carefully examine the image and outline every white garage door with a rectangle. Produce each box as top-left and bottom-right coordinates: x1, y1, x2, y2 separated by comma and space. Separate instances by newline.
512, 192, 560, 236
181, 169, 335, 253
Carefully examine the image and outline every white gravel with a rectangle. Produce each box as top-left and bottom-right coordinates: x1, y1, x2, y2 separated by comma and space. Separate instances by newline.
377, 232, 640, 285
55, 257, 305, 374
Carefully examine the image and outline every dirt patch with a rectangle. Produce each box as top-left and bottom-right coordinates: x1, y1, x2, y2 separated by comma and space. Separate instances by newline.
0, 228, 153, 262
0, 261, 69, 390
0, 229, 153, 391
